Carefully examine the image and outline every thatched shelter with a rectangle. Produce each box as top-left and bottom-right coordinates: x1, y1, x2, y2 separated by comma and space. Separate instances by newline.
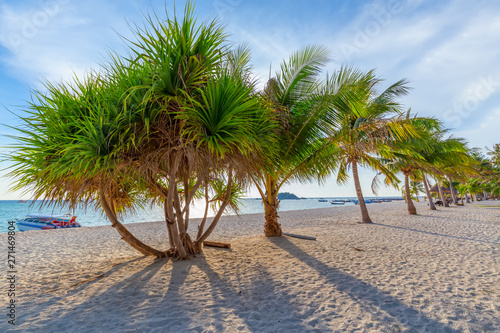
429, 184, 458, 194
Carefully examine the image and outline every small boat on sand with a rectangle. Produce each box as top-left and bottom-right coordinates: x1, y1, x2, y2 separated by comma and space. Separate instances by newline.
13, 214, 81, 231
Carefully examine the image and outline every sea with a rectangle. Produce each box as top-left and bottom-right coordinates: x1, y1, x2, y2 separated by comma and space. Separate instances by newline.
0, 197, 393, 233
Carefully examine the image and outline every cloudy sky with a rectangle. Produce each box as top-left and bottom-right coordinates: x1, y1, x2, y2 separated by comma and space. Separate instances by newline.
0, 0, 499, 199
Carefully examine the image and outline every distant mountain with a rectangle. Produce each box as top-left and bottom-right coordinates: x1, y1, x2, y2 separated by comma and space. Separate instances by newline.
277, 192, 300, 200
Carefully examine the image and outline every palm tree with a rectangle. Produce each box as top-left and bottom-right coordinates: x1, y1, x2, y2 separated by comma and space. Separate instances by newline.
421, 174, 437, 210
487, 181, 500, 199
456, 183, 469, 205
466, 178, 483, 201
486, 143, 500, 169
6, 5, 275, 259
7, 72, 167, 257
411, 127, 475, 208
333, 69, 420, 222
249, 46, 345, 236
401, 178, 424, 202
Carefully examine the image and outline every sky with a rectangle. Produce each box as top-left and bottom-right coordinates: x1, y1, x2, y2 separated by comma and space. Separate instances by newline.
0, 0, 499, 199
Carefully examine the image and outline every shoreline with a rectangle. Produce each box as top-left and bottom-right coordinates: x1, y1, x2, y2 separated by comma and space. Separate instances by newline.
1, 197, 404, 233
2, 201, 499, 332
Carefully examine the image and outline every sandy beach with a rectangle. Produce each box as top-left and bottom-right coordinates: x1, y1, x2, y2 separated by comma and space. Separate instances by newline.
2, 200, 499, 332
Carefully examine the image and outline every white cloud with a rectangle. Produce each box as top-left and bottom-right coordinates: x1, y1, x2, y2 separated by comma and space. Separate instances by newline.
0, 1, 137, 88
1, 0, 499, 200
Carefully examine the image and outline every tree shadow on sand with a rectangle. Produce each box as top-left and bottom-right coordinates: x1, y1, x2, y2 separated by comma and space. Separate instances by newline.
270, 237, 462, 333
191, 258, 316, 332
15, 251, 315, 332
373, 223, 499, 245
16, 256, 147, 316
15, 256, 169, 332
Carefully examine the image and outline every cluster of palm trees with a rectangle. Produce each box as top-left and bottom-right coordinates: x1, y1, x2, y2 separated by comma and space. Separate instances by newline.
5, 5, 499, 259
453, 148, 500, 203
390, 139, 500, 211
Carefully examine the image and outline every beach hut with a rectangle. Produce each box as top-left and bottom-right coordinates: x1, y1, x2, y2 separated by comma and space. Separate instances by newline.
429, 184, 457, 194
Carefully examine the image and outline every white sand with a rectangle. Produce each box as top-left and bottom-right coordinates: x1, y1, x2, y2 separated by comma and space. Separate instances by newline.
1, 200, 499, 332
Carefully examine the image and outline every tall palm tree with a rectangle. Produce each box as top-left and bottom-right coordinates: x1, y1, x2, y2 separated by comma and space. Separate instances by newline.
333, 69, 419, 222
249, 46, 344, 236
400, 178, 424, 202
421, 174, 437, 209
411, 127, 474, 209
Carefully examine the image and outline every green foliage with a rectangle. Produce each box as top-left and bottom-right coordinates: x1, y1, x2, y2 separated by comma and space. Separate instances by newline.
252, 45, 343, 207
331, 67, 421, 189
486, 143, 500, 169
4, 4, 274, 217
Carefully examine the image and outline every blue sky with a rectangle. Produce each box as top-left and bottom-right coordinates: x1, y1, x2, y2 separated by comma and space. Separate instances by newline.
0, 0, 499, 199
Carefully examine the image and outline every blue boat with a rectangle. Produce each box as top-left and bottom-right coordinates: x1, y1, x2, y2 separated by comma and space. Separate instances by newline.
330, 200, 345, 205
353, 199, 372, 205
12, 214, 81, 231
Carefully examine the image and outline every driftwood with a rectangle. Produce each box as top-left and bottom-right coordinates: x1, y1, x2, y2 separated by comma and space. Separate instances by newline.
203, 241, 231, 249
283, 232, 317, 241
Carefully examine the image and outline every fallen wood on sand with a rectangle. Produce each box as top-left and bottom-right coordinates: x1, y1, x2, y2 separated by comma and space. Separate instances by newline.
203, 241, 231, 249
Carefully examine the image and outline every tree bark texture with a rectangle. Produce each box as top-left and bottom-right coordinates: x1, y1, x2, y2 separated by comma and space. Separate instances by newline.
352, 161, 372, 223
404, 173, 417, 215
99, 183, 165, 257
422, 175, 436, 210
448, 176, 457, 204
438, 181, 449, 207
263, 177, 283, 236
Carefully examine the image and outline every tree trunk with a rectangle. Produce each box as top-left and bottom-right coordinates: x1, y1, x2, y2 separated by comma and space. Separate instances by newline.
197, 169, 234, 243
352, 161, 372, 223
263, 176, 282, 236
465, 193, 470, 203
99, 183, 165, 257
197, 184, 210, 240
404, 173, 417, 215
438, 181, 449, 207
422, 175, 436, 210
165, 175, 189, 260
448, 176, 457, 204
164, 201, 187, 259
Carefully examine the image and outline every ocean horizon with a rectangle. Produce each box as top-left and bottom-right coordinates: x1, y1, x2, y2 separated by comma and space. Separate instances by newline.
0, 196, 403, 233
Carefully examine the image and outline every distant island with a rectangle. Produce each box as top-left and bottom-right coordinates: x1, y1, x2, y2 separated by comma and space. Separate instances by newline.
277, 192, 301, 200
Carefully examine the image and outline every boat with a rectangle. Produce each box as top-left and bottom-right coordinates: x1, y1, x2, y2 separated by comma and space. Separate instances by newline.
353, 199, 372, 205
330, 200, 345, 205
13, 214, 81, 231
318, 199, 328, 202
17, 200, 28, 203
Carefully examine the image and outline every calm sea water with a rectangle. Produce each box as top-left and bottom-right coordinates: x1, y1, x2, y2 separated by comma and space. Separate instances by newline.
0, 197, 385, 233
